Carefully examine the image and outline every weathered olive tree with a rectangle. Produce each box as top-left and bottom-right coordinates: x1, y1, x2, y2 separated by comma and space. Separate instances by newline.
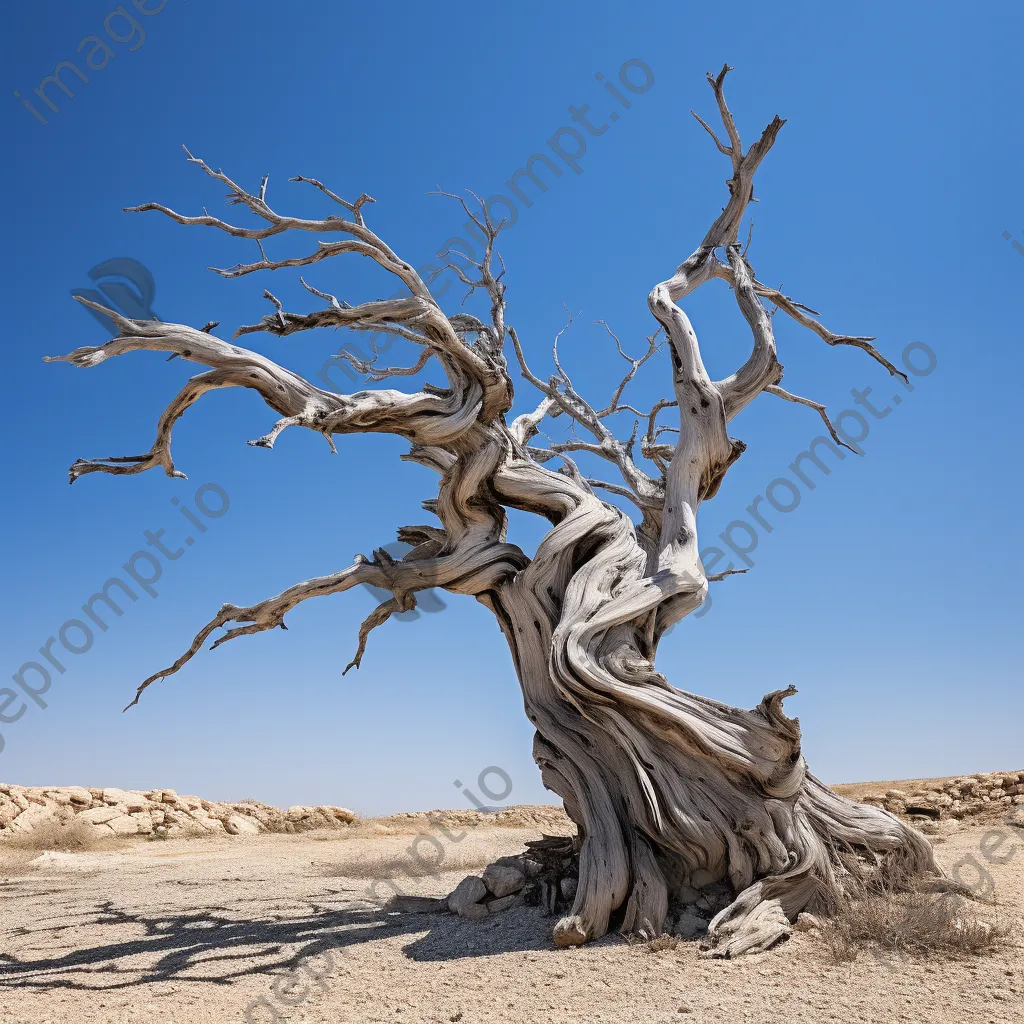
49, 67, 937, 956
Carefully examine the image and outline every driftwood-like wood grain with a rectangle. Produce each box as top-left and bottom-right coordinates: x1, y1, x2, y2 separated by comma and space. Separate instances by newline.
48, 66, 938, 957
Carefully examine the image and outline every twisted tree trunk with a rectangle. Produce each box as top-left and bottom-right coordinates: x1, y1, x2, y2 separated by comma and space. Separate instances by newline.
48, 66, 938, 957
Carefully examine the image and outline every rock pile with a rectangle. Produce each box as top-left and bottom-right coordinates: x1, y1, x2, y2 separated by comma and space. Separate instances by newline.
0, 784, 355, 841
444, 853, 544, 921
856, 770, 1024, 822
440, 838, 733, 944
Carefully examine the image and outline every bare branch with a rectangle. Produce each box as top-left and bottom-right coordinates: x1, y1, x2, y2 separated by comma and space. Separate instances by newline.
586, 477, 648, 509
509, 326, 662, 505
764, 384, 857, 452
705, 64, 743, 171
124, 531, 530, 709
430, 189, 508, 343
46, 299, 477, 478
690, 109, 732, 157
343, 598, 401, 675
594, 322, 664, 418
289, 174, 376, 225
716, 246, 782, 420
126, 146, 432, 300
711, 263, 909, 381
707, 567, 749, 582
510, 396, 564, 446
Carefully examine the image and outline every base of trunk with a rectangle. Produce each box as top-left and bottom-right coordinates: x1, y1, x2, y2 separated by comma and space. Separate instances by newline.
442, 778, 939, 959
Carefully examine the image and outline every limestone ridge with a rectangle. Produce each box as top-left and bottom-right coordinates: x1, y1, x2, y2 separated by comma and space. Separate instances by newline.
0, 784, 355, 840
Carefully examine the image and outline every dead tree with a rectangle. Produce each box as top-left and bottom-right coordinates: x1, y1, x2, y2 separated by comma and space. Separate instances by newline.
48, 67, 937, 956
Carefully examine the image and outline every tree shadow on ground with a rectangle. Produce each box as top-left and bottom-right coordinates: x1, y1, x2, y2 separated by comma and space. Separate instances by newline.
0, 896, 563, 992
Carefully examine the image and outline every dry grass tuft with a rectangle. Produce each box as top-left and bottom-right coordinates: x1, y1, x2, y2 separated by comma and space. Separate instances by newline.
2, 816, 108, 853
318, 845, 498, 880
820, 875, 1013, 963
639, 934, 681, 953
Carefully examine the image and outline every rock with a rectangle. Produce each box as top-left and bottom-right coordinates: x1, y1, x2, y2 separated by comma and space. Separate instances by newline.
905, 805, 941, 820
106, 815, 139, 836
482, 862, 526, 899
448, 875, 488, 921
8, 805, 57, 832
31, 851, 94, 870
286, 805, 313, 822
79, 805, 122, 825
67, 788, 93, 806
487, 893, 523, 914
224, 814, 261, 836
191, 815, 225, 833
521, 858, 544, 878
329, 807, 356, 824
677, 911, 707, 939
560, 877, 578, 901
160, 790, 179, 805
886, 789, 908, 800
129, 813, 153, 835
1007, 808, 1024, 829
794, 913, 822, 932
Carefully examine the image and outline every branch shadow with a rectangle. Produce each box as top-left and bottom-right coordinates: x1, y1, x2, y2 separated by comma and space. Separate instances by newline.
0, 895, 561, 992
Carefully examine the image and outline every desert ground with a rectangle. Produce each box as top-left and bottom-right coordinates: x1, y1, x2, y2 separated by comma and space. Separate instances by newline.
0, 781, 1021, 1024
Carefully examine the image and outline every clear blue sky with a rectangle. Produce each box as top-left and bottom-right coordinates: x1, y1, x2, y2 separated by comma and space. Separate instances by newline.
3, 0, 1021, 815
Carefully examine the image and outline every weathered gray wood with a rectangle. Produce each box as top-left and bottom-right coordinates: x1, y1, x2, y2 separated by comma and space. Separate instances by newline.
48, 65, 938, 957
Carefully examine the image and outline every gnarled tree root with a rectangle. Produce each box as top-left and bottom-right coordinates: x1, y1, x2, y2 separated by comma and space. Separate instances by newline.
459, 775, 938, 959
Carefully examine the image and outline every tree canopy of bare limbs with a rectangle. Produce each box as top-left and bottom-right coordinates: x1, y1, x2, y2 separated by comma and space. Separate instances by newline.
49, 67, 939, 957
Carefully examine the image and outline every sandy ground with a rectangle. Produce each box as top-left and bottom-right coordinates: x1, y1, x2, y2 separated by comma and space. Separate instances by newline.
0, 812, 1021, 1024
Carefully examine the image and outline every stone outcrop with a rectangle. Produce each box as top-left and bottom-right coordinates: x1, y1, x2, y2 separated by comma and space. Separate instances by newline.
854, 770, 1024, 822
0, 783, 356, 842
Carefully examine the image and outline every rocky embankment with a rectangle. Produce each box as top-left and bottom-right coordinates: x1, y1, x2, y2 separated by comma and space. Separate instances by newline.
841, 769, 1024, 822
0, 783, 355, 840
3, 770, 1022, 846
